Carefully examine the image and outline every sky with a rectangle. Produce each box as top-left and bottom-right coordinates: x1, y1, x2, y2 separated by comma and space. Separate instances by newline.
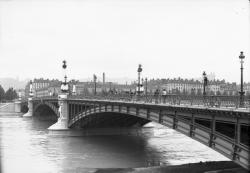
0, 0, 249, 83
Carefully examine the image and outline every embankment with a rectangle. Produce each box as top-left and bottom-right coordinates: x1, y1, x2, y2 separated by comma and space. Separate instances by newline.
94, 161, 247, 173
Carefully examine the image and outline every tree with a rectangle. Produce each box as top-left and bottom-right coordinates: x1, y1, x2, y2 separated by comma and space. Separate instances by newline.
175, 88, 180, 95
209, 90, 215, 96
197, 88, 202, 96
191, 88, 196, 96
182, 89, 188, 95
171, 88, 175, 94
4, 87, 18, 101
0, 85, 5, 101
222, 90, 228, 96
216, 90, 221, 96
83, 87, 90, 95
246, 91, 250, 97
229, 91, 233, 96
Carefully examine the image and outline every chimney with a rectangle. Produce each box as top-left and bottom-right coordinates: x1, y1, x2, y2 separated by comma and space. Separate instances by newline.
103, 72, 105, 84
103, 72, 106, 92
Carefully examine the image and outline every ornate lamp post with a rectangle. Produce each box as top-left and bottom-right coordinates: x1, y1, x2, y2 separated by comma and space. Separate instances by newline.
93, 74, 97, 95
18, 90, 22, 101
239, 51, 245, 108
109, 82, 112, 92
29, 80, 34, 97
203, 71, 208, 96
49, 60, 69, 130
72, 83, 76, 96
141, 78, 144, 94
145, 77, 148, 98
137, 64, 142, 96
61, 60, 69, 93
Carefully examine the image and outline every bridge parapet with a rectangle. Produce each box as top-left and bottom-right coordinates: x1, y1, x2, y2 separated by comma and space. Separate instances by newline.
30, 93, 250, 109
66, 94, 250, 110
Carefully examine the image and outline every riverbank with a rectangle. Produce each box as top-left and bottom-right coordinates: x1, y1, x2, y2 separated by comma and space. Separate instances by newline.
94, 161, 247, 173
0, 112, 23, 116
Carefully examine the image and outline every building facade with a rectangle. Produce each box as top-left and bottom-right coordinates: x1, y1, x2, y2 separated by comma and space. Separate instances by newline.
24, 77, 250, 97
24, 78, 61, 98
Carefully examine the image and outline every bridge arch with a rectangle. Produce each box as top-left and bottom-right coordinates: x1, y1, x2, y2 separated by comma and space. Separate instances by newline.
20, 102, 28, 113
33, 102, 59, 120
67, 102, 249, 170
69, 105, 151, 128
70, 112, 150, 128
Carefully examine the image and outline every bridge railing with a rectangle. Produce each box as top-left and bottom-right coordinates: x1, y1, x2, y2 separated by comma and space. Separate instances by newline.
30, 93, 250, 109
68, 93, 250, 109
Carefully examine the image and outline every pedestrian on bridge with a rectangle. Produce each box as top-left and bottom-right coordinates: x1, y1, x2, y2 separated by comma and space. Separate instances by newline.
162, 89, 167, 104
154, 89, 160, 104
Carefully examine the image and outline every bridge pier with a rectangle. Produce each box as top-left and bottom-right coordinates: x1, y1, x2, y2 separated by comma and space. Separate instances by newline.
14, 101, 22, 113
23, 98, 33, 117
48, 94, 69, 130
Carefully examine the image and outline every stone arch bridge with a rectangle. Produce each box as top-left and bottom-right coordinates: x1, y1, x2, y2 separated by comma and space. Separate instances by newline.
22, 96, 249, 170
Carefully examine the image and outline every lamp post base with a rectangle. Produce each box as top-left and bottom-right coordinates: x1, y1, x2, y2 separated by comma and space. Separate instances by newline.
239, 91, 245, 108
48, 119, 68, 130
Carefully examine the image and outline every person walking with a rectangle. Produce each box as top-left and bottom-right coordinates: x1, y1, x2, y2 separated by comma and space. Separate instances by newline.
162, 89, 167, 104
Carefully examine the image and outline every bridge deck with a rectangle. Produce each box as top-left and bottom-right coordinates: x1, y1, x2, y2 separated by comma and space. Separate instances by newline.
67, 98, 250, 114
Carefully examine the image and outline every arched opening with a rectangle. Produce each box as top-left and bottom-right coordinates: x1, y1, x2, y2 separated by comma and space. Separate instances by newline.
21, 104, 28, 113
33, 104, 58, 122
71, 112, 150, 129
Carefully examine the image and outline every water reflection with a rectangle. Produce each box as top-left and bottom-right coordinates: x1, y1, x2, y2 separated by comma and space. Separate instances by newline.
0, 114, 228, 173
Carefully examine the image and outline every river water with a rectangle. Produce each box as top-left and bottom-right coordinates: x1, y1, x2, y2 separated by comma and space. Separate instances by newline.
0, 113, 228, 173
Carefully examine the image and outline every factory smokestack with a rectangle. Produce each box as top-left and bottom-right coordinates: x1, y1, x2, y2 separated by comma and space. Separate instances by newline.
103, 72, 106, 92
103, 72, 105, 84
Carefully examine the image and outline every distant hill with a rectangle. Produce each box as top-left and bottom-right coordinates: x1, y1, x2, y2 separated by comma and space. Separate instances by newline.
0, 78, 30, 91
